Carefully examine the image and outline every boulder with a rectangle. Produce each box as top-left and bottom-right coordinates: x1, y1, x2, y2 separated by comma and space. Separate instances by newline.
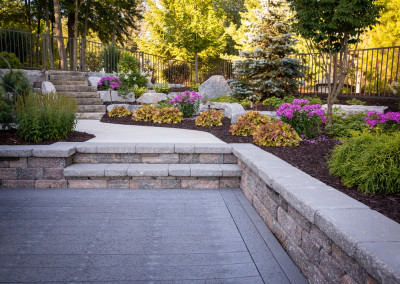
41, 81, 56, 94
167, 92, 180, 100
224, 103, 245, 119
1, 69, 45, 87
98, 91, 136, 103
136, 93, 167, 104
88, 76, 101, 87
106, 104, 139, 113
322, 104, 387, 117
198, 75, 232, 101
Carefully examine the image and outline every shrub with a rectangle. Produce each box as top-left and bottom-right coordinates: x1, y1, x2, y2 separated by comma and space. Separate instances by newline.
162, 62, 190, 84
389, 81, 400, 109
277, 99, 326, 138
327, 131, 400, 194
154, 84, 171, 94
210, 94, 237, 103
189, 83, 200, 92
240, 99, 251, 109
108, 106, 131, 118
326, 113, 367, 139
0, 97, 13, 130
346, 98, 366, 105
0, 69, 32, 97
364, 111, 400, 132
0, 52, 22, 69
132, 105, 157, 122
118, 53, 148, 98
263, 96, 285, 108
303, 95, 324, 105
132, 87, 148, 98
153, 107, 183, 124
253, 120, 301, 147
195, 110, 224, 126
169, 91, 202, 118
14, 92, 77, 142
230, 111, 271, 136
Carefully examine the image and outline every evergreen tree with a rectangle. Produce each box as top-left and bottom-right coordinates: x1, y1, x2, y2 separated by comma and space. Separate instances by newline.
229, 0, 303, 100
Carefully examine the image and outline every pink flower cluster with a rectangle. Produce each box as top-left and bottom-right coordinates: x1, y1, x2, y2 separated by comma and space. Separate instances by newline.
276, 99, 326, 123
169, 91, 202, 104
364, 111, 400, 129
98, 76, 121, 90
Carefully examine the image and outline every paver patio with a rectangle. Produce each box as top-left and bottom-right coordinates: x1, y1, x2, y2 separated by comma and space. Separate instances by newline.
0, 188, 306, 283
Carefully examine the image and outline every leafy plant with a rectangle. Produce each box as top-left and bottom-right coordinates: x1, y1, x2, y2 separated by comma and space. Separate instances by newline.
328, 131, 400, 194
189, 83, 200, 92
253, 120, 301, 147
132, 105, 158, 121
0, 97, 13, 130
154, 84, 171, 94
108, 106, 131, 118
118, 53, 148, 98
346, 98, 366, 105
157, 100, 172, 109
132, 87, 148, 98
153, 107, 183, 124
0, 69, 32, 98
364, 111, 400, 132
14, 92, 78, 142
230, 111, 271, 136
240, 99, 251, 109
195, 109, 224, 126
210, 94, 237, 103
326, 113, 367, 138
102, 45, 122, 73
263, 96, 285, 108
0, 52, 22, 69
169, 90, 202, 118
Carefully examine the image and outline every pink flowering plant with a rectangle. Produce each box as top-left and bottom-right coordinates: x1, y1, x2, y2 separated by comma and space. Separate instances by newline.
364, 111, 400, 132
276, 98, 326, 138
97, 76, 121, 91
169, 91, 202, 118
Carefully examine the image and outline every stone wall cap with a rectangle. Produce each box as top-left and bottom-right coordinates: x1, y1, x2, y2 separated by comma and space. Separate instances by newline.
194, 144, 231, 154
0, 145, 36, 157
135, 143, 175, 153
32, 142, 79, 157
64, 163, 106, 177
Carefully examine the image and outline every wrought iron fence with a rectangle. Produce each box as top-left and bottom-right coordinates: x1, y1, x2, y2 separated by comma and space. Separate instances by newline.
294, 46, 400, 97
0, 28, 232, 86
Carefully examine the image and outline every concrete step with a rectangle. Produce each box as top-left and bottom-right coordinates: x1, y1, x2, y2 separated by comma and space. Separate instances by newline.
55, 85, 97, 92
77, 112, 105, 120
50, 74, 87, 81
63, 92, 100, 98
47, 70, 87, 77
75, 97, 103, 105
78, 105, 106, 112
51, 80, 88, 86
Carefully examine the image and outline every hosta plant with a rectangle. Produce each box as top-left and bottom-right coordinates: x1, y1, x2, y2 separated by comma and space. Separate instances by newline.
230, 111, 271, 136
132, 105, 157, 122
195, 110, 224, 127
108, 106, 131, 118
253, 120, 301, 147
153, 107, 183, 124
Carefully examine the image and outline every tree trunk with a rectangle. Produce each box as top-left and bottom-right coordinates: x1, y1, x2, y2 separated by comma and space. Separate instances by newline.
45, 0, 54, 69
195, 52, 198, 84
53, 0, 68, 70
81, 0, 92, 71
72, 0, 80, 71
67, 5, 75, 70
25, 0, 32, 32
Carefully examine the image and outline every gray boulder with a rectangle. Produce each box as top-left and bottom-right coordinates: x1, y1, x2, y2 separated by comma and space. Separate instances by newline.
106, 104, 139, 113
322, 104, 387, 117
98, 91, 136, 103
41, 81, 56, 94
224, 103, 245, 119
198, 75, 232, 101
88, 76, 101, 87
137, 93, 167, 104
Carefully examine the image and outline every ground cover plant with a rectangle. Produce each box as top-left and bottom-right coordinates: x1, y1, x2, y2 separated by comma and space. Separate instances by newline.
195, 109, 224, 126
108, 106, 131, 118
132, 105, 157, 122
230, 111, 271, 136
152, 107, 183, 124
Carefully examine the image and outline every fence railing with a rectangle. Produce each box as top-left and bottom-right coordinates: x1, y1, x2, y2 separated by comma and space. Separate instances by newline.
294, 46, 400, 97
0, 28, 232, 86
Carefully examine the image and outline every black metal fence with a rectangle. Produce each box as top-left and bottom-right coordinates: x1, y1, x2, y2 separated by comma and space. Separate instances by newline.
0, 28, 233, 86
294, 46, 400, 97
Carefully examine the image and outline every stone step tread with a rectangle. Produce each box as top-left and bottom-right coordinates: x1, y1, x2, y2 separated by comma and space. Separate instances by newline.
64, 163, 241, 177
78, 105, 106, 112
50, 75, 87, 81
47, 71, 86, 76
77, 112, 105, 120
50, 80, 88, 86
75, 98, 103, 104
55, 85, 97, 92
63, 92, 99, 98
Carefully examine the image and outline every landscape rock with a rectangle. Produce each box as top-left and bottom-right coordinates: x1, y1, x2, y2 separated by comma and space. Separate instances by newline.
88, 76, 101, 87
167, 92, 180, 100
137, 93, 167, 104
322, 104, 387, 117
1, 69, 45, 87
98, 91, 136, 103
106, 104, 139, 113
41, 81, 56, 94
224, 103, 245, 119
198, 75, 232, 101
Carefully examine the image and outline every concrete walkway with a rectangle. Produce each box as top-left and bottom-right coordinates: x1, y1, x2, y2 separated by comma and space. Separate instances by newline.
0, 188, 306, 283
76, 120, 224, 143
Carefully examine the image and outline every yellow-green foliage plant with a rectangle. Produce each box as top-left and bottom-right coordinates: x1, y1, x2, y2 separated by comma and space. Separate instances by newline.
132, 105, 157, 121
253, 120, 301, 147
195, 110, 224, 126
230, 111, 271, 136
15, 92, 78, 142
108, 106, 131, 118
153, 107, 183, 124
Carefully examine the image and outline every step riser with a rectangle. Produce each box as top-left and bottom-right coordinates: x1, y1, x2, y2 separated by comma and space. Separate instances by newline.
78, 105, 106, 112
77, 112, 105, 120
51, 80, 88, 86
50, 75, 87, 81
76, 98, 103, 104
47, 71, 86, 76
55, 86, 97, 92
73, 153, 237, 164
63, 92, 99, 98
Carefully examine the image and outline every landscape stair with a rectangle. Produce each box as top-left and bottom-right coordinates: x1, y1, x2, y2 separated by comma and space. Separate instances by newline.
48, 70, 105, 120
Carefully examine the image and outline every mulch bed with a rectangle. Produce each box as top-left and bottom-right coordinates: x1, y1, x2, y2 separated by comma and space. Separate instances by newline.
0, 130, 95, 145
100, 114, 400, 224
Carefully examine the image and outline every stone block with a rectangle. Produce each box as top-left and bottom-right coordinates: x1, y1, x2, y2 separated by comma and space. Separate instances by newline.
96, 143, 137, 153
0, 159, 10, 167
301, 230, 321, 266
194, 144, 231, 154
28, 157, 68, 168
288, 204, 311, 233
221, 164, 241, 177
119, 154, 141, 163
169, 164, 191, 176
161, 178, 181, 189
181, 178, 219, 189
174, 144, 195, 153
255, 185, 278, 218
0, 145, 34, 157
0, 168, 17, 180
35, 180, 67, 188
17, 168, 43, 180
127, 164, 168, 177
142, 154, 179, 164
199, 154, 224, 164
223, 154, 237, 164
332, 243, 366, 283
32, 142, 78, 157
43, 168, 64, 180
64, 164, 106, 177
136, 92, 167, 104
198, 75, 232, 100
68, 179, 107, 189
282, 236, 311, 278
130, 178, 162, 189
190, 164, 222, 177
135, 143, 175, 153
219, 178, 240, 188
303, 262, 329, 284
310, 225, 332, 253
179, 154, 199, 164
105, 164, 129, 177
41, 81, 56, 94
319, 249, 345, 284
277, 207, 302, 246
9, 158, 27, 168
107, 179, 130, 189
2, 180, 35, 188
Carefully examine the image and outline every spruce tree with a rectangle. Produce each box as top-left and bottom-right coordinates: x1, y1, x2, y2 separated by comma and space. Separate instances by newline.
229, 0, 303, 100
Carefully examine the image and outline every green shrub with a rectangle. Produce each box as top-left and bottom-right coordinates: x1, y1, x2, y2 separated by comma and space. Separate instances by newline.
154, 84, 171, 94
153, 107, 183, 124
0, 69, 32, 97
118, 53, 148, 98
326, 113, 367, 139
0, 97, 14, 130
132, 105, 157, 122
108, 106, 131, 118
240, 99, 251, 109
190, 83, 200, 92
327, 131, 400, 194
0, 52, 22, 69
195, 109, 224, 126
157, 100, 172, 109
15, 92, 78, 142
230, 111, 271, 136
132, 87, 148, 98
210, 94, 237, 103
262, 96, 285, 108
253, 120, 301, 147
303, 95, 324, 105
346, 98, 366, 105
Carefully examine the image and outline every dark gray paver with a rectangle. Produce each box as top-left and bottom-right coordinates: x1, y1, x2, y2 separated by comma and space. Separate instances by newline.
0, 188, 306, 283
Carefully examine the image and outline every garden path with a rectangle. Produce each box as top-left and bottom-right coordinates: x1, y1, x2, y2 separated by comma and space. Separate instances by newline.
76, 120, 224, 143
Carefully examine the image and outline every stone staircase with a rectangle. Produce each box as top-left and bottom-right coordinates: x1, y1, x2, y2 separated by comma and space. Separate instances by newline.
48, 70, 105, 120
63, 143, 241, 189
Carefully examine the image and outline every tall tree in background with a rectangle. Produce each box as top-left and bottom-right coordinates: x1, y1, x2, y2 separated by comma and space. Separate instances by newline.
287, 0, 382, 125
53, 0, 68, 69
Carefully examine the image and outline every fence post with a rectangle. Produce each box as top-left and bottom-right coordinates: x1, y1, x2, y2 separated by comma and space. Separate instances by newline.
42, 34, 47, 71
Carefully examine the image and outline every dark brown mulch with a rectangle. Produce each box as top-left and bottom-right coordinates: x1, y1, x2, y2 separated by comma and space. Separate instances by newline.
100, 114, 400, 224
0, 129, 95, 145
